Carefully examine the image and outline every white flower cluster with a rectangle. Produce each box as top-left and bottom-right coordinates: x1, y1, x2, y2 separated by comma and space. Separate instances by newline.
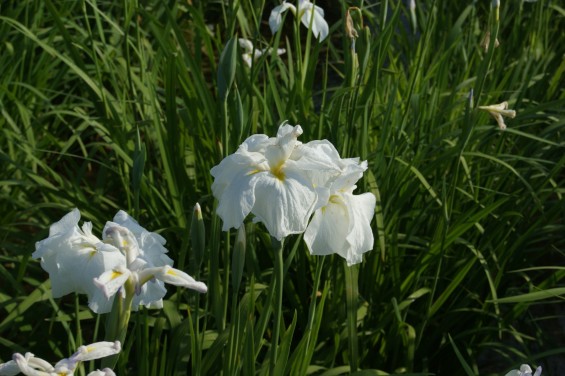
32, 209, 207, 314
238, 38, 286, 68
211, 123, 376, 266
269, 0, 329, 41
0, 341, 120, 376
505, 364, 542, 376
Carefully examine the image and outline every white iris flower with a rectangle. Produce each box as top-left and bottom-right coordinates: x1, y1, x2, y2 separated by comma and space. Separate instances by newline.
0, 341, 120, 376
33, 210, 207, 314
269, 0, 329, 41
504, 364, 542, 376
211, 123, 376, 264
303, 143, 376, 265
238, 38, 286, 68
211, 123, 339, 240
32, 209, 126, 313
93, 212, 207, 307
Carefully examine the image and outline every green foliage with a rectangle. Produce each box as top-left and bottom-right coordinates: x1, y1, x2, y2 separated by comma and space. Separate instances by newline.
1, 0, 564, 375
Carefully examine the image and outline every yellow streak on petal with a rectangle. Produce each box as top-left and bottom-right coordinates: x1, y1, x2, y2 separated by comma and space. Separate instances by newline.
270, 163, 285, 181
110, 271, 123, 280
321, 195, 341, 214
167, 269, 178, 276
329, 195, 341, 205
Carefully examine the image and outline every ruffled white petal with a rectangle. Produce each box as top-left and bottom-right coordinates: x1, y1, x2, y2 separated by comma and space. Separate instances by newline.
241, 53, 253, 68
4, 344, 119, 376
266, 124, 303, 166
211, 136, 273, 231
69, 341, 121, 362
32, 209, 126, 308
300, 4, 329, 41
87, 288, 116, 314
238, 38, 254, 53
47, 208, 80, 238
304, 194, 349, 256
215, 170, 263, 231
242, 134, 271, 153
87, 369, 116, 376
93, 267, 131, 299
149, 265, 208, 293
269, 2, 294, 34
305, 191, 375, 265
270, 1, 328, 41
251, 171, 317, 240
238, 38, 286, 68
332, 160, 367, 192
343, 192, 376, 265
12, 353, 54, 376
0, 359, 22, 376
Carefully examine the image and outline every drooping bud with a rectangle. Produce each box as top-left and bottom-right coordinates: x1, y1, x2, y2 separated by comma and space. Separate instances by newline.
478, 101, 516, 130
480, 30, 500, 53
345, 8, 359, 41
190, 202, 206, 272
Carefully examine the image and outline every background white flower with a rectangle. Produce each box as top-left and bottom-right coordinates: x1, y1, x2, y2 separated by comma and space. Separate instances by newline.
478, 101, 516, 130
269, 0, 329, 41
0, 341, 120, 376
504, 364, 542, 376
238, 38, 285, 68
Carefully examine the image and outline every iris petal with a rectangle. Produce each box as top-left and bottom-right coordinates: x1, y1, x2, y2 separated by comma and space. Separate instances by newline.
251, 172, 317, 240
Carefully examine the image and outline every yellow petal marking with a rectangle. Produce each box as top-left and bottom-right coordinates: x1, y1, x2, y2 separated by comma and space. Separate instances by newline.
110, 271, 123, 280
270, 163, 285, 181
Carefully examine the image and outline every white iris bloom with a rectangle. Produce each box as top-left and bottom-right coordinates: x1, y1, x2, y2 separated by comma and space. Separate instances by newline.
0, 341, 120, 376
269, 0, 329, 41
211, 123, 339, 240
238, 38, 285, 68
33, 209, 207, 314
303, 144, 376, 266
478, 101, 516, 130
93, 213, 207, 308
32, 209, 126, 313
504, 364, 542, 376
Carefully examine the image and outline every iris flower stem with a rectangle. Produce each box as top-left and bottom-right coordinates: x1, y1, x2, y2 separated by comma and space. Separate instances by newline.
344, 263, 359, 372
102, 282, 135, 369
269, 237, 285, 376
300, 257, 325, 372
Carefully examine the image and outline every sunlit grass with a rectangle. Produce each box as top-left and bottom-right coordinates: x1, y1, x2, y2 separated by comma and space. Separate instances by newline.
1, 0, 564, 375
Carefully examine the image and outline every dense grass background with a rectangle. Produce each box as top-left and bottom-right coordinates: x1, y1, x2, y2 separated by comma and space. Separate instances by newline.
1, 0, 564, 375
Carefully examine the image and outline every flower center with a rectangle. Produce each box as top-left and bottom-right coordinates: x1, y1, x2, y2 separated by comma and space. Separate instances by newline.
270, 163, 286, 181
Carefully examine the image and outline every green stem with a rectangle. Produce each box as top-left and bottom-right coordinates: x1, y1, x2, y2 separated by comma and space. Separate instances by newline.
102, 282, 135, 369
474, 4, 500, 106
300, 257, 325, 373
344, 263, 359, 372
269, 237, 285, 376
